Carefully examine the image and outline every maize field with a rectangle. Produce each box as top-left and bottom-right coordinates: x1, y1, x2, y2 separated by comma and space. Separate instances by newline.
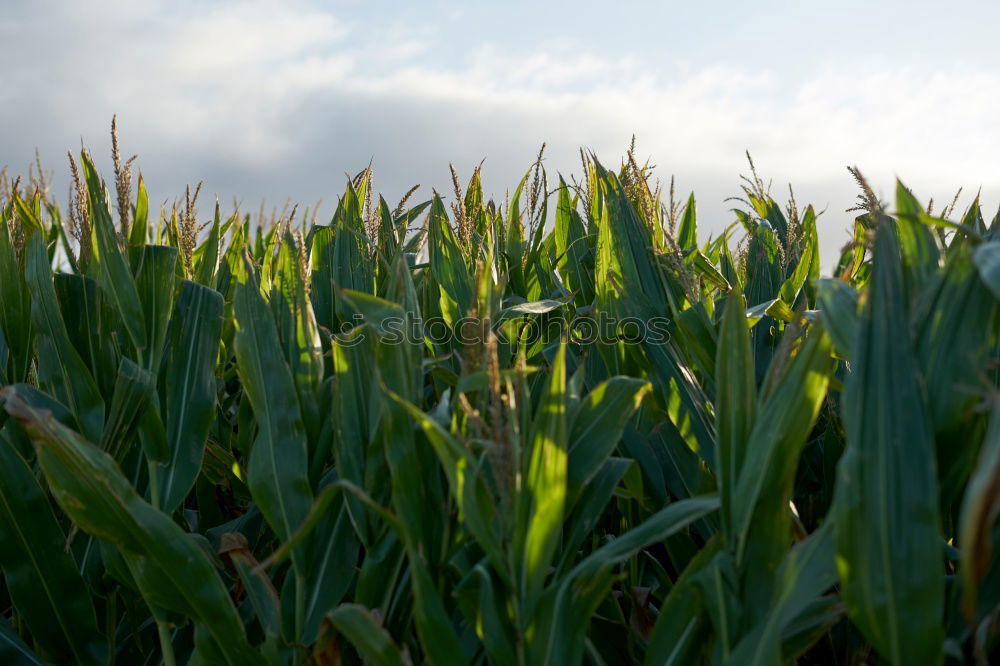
0, 132, 999, 665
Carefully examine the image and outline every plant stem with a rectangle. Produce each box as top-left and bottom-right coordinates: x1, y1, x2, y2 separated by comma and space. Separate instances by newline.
294, 572, 306, 666
147, 459, 160, 510
105, 591, 117, 666
156, 620, 176, 666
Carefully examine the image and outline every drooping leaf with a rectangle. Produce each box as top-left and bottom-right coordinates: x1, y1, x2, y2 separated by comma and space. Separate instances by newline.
531, 495, 720, 665
0, 433, 104, 665
725, 524, 838, 666
1, 388, 263, 666
327, 604, 409, 666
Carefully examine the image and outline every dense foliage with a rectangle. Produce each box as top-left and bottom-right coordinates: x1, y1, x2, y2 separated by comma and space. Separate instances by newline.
0, 137, 999, 665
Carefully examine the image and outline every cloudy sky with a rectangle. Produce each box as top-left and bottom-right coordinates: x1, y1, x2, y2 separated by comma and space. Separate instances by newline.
2, 0, 999, 269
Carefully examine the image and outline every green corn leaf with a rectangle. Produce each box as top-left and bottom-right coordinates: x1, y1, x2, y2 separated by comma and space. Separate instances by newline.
24, 233, 105, 443
715, 291, 756, 541
220, 533, 282, 639
779, 597, 843, 661
0, 142, 990, 665
194, 204, 223, 287
272, 231, 323, 397
744, 297, 797, 325
1, 388, 262, 666
732, 323, 833, 622
0, 384, 76, 438
131, 244, 178, 370
330, 180, 377, 284
389, 389, 506, 579
973, 240, 1000, 299
346, 331, 428, 556
308, 226, 337, 331
327, 604, 409, 666
129, 173, 149, 246
252, 480, 403, 576
693, 250, 731, 291
520, 341, 568, 608
346, 293, 461, 665
778, 217, 818, 306
310, 223, 374, 332
586, 169, 716, 457
466, 565, 518, 666
567, 376, 651, 494
0, 434, 105, 665
504, 169, 531, 294
233, 256, 313, 546
725, 524, 838, 666
80, 152, 149, 359
719, 231, 743, 293
408, 556, 466, 666
894, 181, 941, 289
272, 233, 326, 474
376, 196, 400, 265
688, 551, 740, 661
958, 397, 1000, 619
11, 195, 44, 234
593, 163, 668, 317
101, 357, 161, 462
0, 327, 7, 385
52, 273, 119, 401
644, 535, 723, 666
0, 221, 32, 384
300, 494, 360, 644
428, 196, 473, 326
216, 217, 245, 303
802, 206, 821, 282
529, 569, 615, 666
672, 303, 719, 384
834, 217, 869, 282
832, 218, 944, 666
533, 495, 720, 665
745, 224, 783, 382
557, 457, 632, 574
501, 298, 566, 316
554, 178, 595, 307
158, 280, 224, 513
331, 327, 378, 545
0, 618, 45, 666
915, 242, 997, 501
814, 278, 858, 358
678, 192, 698, 252
622, 420, 716, 511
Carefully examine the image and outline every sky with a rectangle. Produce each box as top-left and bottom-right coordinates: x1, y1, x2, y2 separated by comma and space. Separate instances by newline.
2, 0, 1000, 270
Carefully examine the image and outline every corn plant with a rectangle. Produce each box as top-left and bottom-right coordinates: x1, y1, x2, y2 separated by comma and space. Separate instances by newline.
0, 128, 998, 665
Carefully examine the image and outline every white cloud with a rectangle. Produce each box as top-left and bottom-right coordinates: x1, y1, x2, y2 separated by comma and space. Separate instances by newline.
2, 0, 998, 270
